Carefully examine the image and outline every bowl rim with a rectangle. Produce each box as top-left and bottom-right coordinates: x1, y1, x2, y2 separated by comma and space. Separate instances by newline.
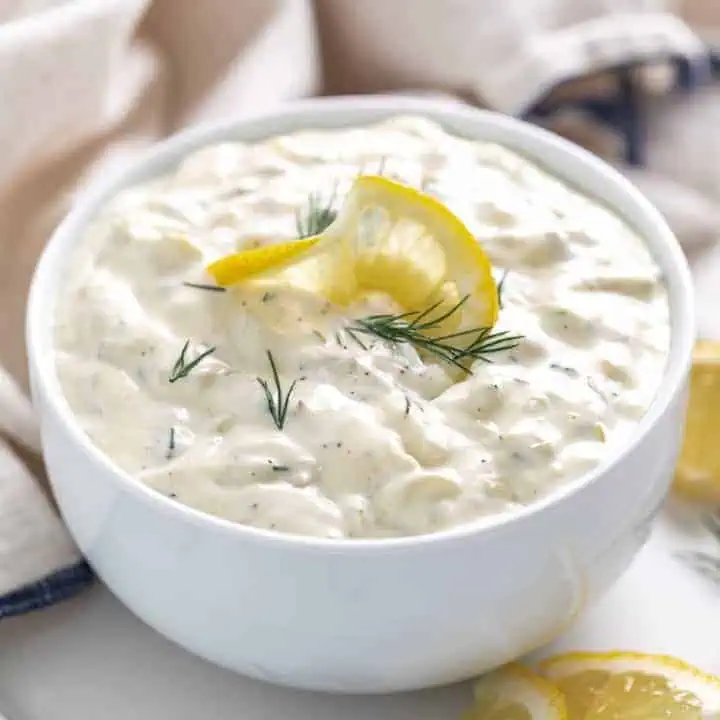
27, 94, 695, 553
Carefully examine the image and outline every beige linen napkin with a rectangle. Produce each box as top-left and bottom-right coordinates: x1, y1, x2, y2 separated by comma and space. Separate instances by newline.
1, 0, 716, 614
0, 0, 320, 615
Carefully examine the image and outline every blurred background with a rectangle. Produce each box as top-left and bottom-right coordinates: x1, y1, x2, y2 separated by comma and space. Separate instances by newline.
0, 0, 718, 390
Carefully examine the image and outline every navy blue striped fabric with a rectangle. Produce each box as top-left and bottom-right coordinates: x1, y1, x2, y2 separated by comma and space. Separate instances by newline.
0, 561, 94, 619
524, 51, 718, 167
2, 47, 718, 619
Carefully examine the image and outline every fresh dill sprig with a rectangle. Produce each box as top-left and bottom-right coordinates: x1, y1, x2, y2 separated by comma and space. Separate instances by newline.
295, 189, 338, 238
678, 512, 720, 586
706, 511, 720, 538
168, 340, 217, 383
496, 270, 509, 309
345, 327, 368, 351
166, 427, 176, 460
349, 296, 523, 374
549, 362, 579, 378
182, 281, 226, 293
403, 393, 412, 417
680, 550, 720, 584
256, 350, 299, 430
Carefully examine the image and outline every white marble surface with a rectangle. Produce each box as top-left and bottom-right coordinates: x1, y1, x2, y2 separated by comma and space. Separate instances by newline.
2, 243, 720, 719
0, 499, 718, 720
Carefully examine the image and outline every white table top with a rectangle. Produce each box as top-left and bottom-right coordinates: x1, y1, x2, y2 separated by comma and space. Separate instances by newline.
1, 499, 718, 720
2, 244, 720, 719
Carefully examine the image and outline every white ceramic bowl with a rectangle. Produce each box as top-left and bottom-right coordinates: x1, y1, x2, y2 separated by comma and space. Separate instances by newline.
27, 96, 694, 694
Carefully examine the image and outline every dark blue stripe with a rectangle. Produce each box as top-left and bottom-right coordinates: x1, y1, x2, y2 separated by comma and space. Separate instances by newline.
617, 66, 645, 167
524, 50, 715, 167
710, 50, 720, 78
674, 54, 712, 92
0, 561, 94, 619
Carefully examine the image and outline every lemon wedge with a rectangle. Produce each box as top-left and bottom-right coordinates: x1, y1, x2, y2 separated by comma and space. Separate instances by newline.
464, 664, 568, 720
539, 651, 720, 719
207, 174, 498, 332
675, 339, 720, 504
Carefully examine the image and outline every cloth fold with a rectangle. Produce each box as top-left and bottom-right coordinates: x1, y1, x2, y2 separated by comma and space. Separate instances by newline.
1, 0, 717, 617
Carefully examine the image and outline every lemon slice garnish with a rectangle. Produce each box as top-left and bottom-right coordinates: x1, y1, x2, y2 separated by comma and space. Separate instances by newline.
464, 664, 568, 720
675, 339, 720, 504
207, 236, 318, 287
539, 651, 720, 718
207, 175, 498, 332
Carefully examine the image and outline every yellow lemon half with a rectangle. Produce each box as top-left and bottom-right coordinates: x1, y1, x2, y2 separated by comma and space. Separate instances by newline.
675, 339, 720, 504
207, 175, 498, 332
464, 664, 568, 720
539, 651, 720, 719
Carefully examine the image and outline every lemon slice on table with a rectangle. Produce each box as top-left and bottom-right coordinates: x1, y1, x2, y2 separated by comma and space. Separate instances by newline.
463, 664, 567, 720
675, 339, 720, 504
539, 651, 720, 718
207, 175, 498, 332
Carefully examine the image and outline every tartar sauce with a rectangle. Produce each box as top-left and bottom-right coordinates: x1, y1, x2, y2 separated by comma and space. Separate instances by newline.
54, 116, 670, 539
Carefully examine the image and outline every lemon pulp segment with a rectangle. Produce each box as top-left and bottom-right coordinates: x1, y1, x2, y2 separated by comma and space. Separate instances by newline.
539, 651, 720, 719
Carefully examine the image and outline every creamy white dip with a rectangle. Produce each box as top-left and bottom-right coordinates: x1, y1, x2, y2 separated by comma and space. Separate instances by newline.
54, 116, 670, 539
